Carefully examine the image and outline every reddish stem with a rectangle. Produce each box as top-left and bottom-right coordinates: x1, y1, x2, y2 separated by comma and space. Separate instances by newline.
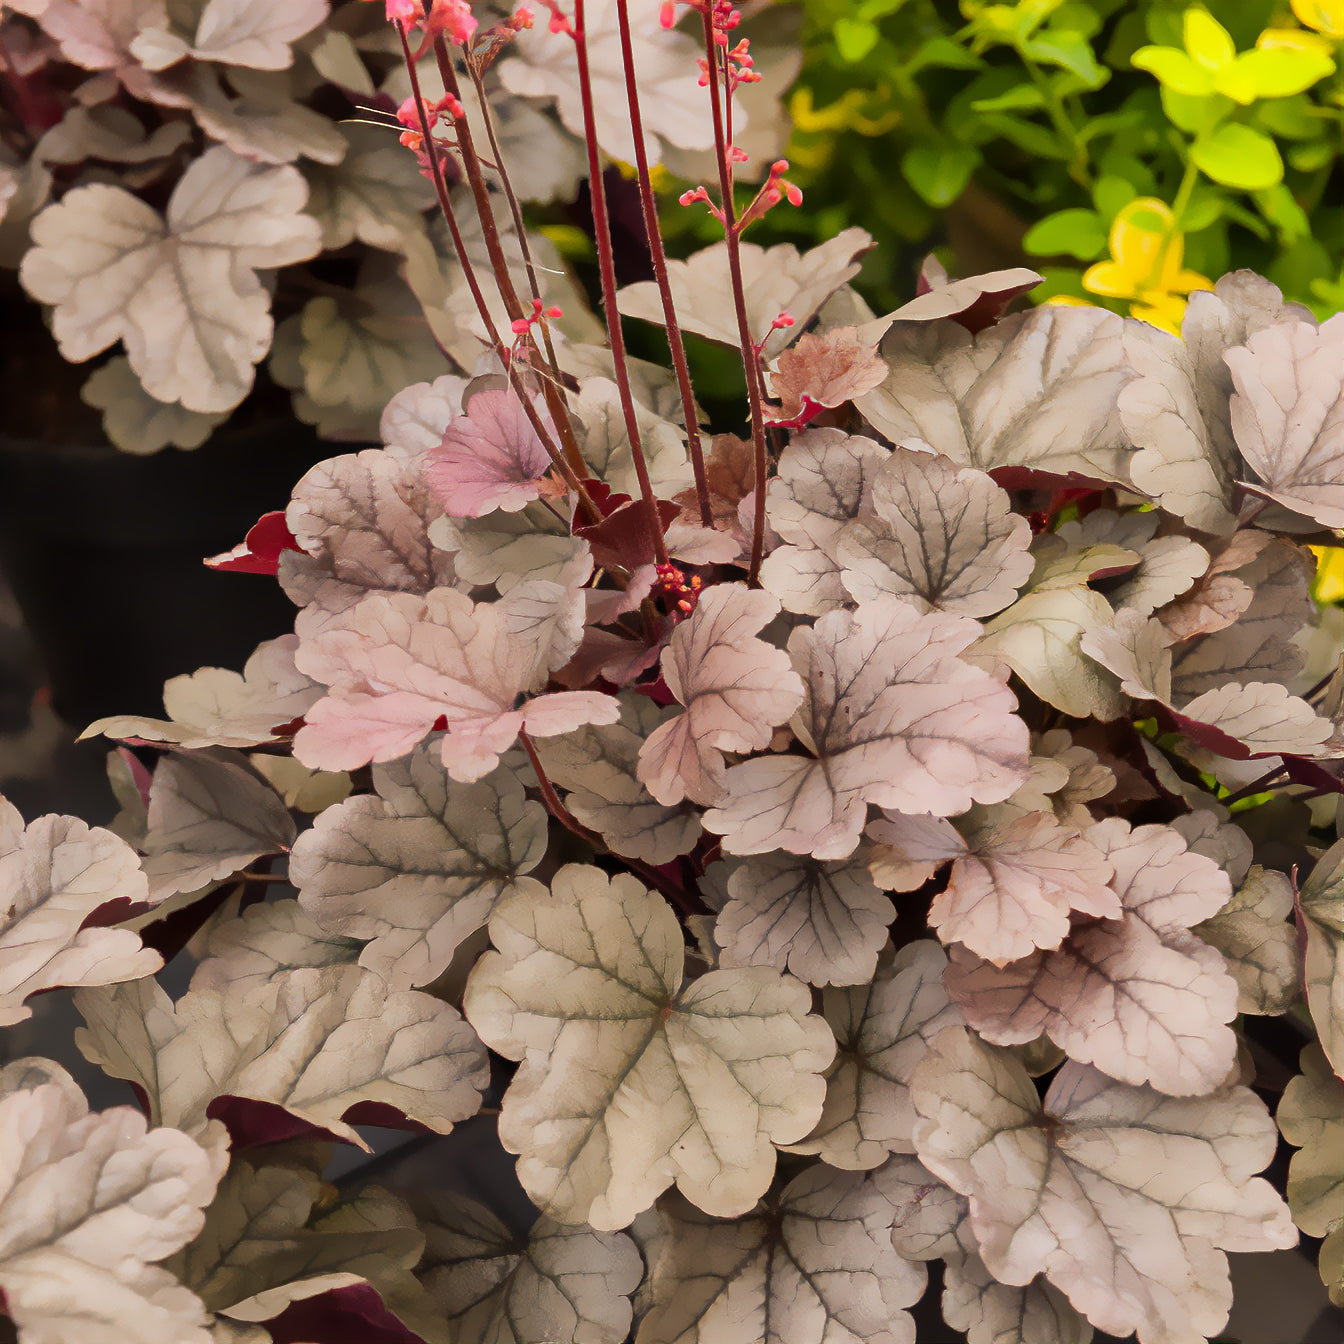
699, 6, 770, 585
396, 21, 599, 523
571, 0, 671, 569
519, 729, 699, 917
614, 0, 713, 528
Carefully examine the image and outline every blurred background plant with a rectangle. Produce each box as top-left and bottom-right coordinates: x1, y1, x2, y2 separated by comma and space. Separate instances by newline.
740, 0, 1341, 327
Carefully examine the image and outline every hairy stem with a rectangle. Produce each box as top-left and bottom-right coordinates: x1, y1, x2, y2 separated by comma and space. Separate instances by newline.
614, 0, 712, 527
466, 61, 570, 409
396, 21, 599, 522
701, 6, 771, 585
572, 0, 670, 567
422, 14, 588, 481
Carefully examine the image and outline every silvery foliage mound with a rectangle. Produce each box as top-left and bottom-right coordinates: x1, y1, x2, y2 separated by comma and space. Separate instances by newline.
5, 11, 1344, 1344
1, 0, 786, 451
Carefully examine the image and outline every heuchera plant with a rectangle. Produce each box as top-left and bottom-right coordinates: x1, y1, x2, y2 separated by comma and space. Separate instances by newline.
2, 2, 1343, 1342
0, 0, 785, 450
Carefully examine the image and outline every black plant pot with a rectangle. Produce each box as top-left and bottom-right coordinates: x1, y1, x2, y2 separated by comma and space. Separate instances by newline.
0, 420, 329, 726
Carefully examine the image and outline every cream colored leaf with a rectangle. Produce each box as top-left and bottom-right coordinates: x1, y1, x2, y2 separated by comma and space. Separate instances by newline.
1278, 1044, 1344, 1241
1193, 866, 1299, 1015
712, 851, 894, 988
281, 446, 457, 633
463, 864, 834, 1228
635, 1168, 925, 1344
912, 1028, 1297, 1344
856, 306, 1135, 487
532, 694, 702, 864
291, 746, 547, 990
303, 123, 433, 251
19, 145, 321, 412
190, 899, 361, 996
75, 964, 488, 1148
82, 355, 227, 454
82, 634, 321, 750
973, 584, 1126, 720
139, 749, 296, 900
0, 1079, 222, 1344
1298, 837, 1344, 1078
838, 446, 1034, 617
791, 940, 963, 1169
0, 797, 160, 1026
417, 1191, 642, 1344
618, 230, 872, 360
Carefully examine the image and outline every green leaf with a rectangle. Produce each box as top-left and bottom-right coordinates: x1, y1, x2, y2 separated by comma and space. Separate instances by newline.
833, 16, 880, 63
1255, 183, 1312, 242
1161, 86, 1234, 134
1183, 7, 1236, 71
981, 112, 1070, 158
1218, 48, 1337, 103
1132, 45, 1217, 94
1022, 31, 1106, 86
1093, 173, 1137, 218
901, 142, 979, 207
1255, 95, 1324, 139
905, 35, 983, 73
1178, 186, 1225, 231
1288, 139, 1338, 172
1192, 122, 1284, 188
970, 84, 1047, 112
1023, 207, 1108, 258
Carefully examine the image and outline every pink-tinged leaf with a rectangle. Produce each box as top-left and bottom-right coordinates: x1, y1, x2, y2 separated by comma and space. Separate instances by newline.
866, 812, 967, 890
0, 1076, 222, 1344
638, 585, 803, 807
204, 510, 299, 574
791, 940, 964, 1168
759, 428, 889, 615
139, 748, 297, 901
704, 599, 1029, 860
911, 1029, 1297, 1344
635, 1168, 925, 1344
75, 964, 489, 1150
463, 865, 834, 1228
19, 145, 321, 413
424, 389, 555, 518
862, 264, 1043, 339
0, 798, 161, 1025
711, 850, 895, 987
293, 585, 619, 781
837, 445, 1034, 617
1119, 272, 1309, 534
673, 433, 755, 535
1226, 316, 1344, 528
291, 745, 547, 991
418, 1192, 642, 1344
856, 306, 1135, 488
83, 635, 322, 750
282, 448, 456, 632
945, 818, 1240, 1095
768, 326, 888, 420
925, 812, 1119, 965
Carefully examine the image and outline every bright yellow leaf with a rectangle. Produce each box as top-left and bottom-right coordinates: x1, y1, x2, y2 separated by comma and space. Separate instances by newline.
1082, 197, 1214, 332
1292, 0, 1344, 41
1310, 545, 1344, 604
